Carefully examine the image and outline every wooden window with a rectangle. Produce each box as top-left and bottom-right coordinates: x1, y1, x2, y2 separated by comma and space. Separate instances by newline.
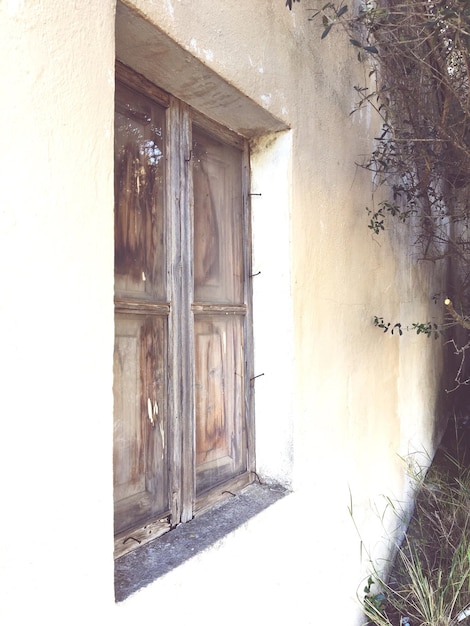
113, 65, 254, 558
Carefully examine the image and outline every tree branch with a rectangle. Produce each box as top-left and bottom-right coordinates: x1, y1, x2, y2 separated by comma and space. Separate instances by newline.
444, 298, 470, 330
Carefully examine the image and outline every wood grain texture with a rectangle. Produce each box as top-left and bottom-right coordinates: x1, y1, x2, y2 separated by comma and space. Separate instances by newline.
114, 68, 254, 553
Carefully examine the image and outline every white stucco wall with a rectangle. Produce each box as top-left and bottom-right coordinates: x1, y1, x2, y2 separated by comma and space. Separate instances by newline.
0, 0, 116, 618
0, 1, 444, 624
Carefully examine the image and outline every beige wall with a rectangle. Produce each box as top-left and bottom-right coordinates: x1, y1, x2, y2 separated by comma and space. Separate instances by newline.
0, 1, 444, 624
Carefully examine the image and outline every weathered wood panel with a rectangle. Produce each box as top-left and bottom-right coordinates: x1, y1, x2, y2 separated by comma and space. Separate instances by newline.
113, 314, 169, 535
114, 78, 171, 539
192, 127, 243, 305
114, 82, 167, 302
114, 516, 171, 559
195, 472, 253, 516
194, 314, 246, 495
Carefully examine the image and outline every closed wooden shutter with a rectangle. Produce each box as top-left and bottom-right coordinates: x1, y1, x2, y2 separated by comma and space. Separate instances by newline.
113, 67, 254, 556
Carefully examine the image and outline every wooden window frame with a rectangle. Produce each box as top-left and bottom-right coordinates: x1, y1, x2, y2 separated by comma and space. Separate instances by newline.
114, 63, 255, 558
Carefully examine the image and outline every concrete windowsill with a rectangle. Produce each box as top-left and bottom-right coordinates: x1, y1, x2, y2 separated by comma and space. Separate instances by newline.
114, 482, 289, 602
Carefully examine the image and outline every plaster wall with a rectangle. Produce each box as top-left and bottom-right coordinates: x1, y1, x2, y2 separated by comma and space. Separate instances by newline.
0, 0, 117, 616
0, 1, 445, 624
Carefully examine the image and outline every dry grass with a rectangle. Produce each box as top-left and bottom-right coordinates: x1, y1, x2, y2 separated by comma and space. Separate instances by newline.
363, 419, 470, 626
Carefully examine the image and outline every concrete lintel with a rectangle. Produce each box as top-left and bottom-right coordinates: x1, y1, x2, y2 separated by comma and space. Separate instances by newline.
116, 1, 289, 138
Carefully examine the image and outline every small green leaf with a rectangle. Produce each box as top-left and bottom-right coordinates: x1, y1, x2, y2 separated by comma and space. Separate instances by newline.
350, 38, 362, 47
321, 24, 333, 39
337, 5, 348, 17
363, 45, 378, 53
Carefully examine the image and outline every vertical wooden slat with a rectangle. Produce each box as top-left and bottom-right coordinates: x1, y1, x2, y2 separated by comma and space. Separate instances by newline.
167, 97, 184, 525
242, 143, 256, 477
180, 103, 196, 523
